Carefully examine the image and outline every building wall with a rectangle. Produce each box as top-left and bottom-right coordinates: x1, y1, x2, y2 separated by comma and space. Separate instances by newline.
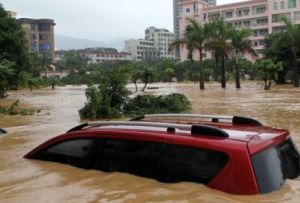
178, 0, 300, 62
145, 27, 175, 59
125, 27, 175, 61
55, 49, 132, 63
173, 0, 216, 60
125, 39, 161, 60
17, 18, 55, 61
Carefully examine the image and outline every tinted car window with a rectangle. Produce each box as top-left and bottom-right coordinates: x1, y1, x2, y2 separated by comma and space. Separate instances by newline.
160, 144, 229, 184
94, 139, 163, 179
252, 139, 300, 193
94, 138, 229, 184
34, 139, 96, 169
34, 137, 229, 184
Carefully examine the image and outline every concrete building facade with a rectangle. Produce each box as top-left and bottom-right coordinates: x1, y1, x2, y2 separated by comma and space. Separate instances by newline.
178, 0, 300, 61
55, 48, 132, 63
125, 27, 175, 61
173, 0, 217, 59
17, 18, 56, 60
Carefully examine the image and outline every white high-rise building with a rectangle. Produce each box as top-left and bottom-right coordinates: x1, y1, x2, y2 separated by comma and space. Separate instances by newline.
125, 27, 175, 61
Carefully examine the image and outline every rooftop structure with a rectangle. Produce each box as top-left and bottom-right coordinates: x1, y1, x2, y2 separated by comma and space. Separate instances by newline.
7, 11, 17, 18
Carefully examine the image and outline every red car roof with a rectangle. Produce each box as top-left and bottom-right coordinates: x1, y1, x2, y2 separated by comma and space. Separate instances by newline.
80, 119, 289, 155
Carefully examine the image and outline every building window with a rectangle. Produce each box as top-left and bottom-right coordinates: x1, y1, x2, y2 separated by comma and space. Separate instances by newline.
39, 43, 51, 51
280, 1, 285, 9
38, 24, 50, 31
186, 8, 191, 13
225, 11, 233, 18
31, 34, 36, 40
288, 0, 296, 8
30, 24, 36, 31
193, 3, 198, 12
273, 2, 278, 10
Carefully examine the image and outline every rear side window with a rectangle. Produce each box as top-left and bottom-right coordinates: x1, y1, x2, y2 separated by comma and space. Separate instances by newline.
160, 144, 229, 184
252, 139, 300, 193
33, 139, 96, 169
94, 139, 229, 185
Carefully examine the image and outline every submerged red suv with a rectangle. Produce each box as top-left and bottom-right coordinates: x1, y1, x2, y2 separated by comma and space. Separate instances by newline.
24, 114, 300, 195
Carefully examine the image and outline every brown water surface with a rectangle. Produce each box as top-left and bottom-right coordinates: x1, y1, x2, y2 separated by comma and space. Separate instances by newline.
1, 83, 300, 202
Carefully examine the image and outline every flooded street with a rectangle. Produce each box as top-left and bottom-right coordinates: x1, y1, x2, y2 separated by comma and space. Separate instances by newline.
1, 83, 300, 202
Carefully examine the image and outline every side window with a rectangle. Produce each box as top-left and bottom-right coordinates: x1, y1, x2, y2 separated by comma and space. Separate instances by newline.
94, 139, 163, 179
160, 144, 229, 184
94, 138, 228, 184
34, 139, 96, 169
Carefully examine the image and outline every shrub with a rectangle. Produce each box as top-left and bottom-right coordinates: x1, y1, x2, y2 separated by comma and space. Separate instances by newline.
124, 93, 191, 117
79, 68, 130, 119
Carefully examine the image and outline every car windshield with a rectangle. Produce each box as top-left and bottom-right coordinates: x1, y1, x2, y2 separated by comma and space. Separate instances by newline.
251, 138, 300, 193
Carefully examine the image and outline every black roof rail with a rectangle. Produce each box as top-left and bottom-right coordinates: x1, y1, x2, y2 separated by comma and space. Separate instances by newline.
130, 115, 145, 121
191, 125, 229, 138
0, 128, 7, 134
232, 116, 262, 126
67, 123, 88, 133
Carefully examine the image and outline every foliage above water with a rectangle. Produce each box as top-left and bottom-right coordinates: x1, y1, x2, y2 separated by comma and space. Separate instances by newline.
124, 94, 191, 117
0, 100, 40, 116
255, 59, 283, 90
79, 67, 191, 119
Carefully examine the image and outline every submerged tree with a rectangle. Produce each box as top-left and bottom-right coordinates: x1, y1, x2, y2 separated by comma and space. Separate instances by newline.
255, 59, 283, 90
207, 17, 232, 89
169, 17, 210, 90
0, 60, 15, 98
231, 28, 257, 88
0, 4, 29, 90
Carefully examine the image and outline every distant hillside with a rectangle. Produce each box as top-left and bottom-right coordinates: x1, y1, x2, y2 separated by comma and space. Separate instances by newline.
55, 34, 104, 50
55, 34, 126, 51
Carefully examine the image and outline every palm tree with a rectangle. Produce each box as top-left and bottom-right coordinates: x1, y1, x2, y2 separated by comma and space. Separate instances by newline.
279, 16, 300, 87
169, 17, 210, 90
231, 28, 257, 88
206, 17, 232, 89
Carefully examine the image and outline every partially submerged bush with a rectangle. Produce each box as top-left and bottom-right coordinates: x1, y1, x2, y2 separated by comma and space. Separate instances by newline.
79, 68, 130, 119
80, 67, 192, 120
0, 100, 38, 116
124, 94, 191, 117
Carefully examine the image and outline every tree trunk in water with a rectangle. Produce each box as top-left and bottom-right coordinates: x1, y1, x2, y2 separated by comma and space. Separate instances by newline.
294, 60, 299, 87
264, 79, 268, 90
199, 50, 204, 90
235, 62, 241, 89
142, 80, 148, 91
134, 81, 138, 92
221, 55, 226, 89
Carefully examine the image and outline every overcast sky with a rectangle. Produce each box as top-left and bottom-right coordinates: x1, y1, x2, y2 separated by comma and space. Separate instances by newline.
1, 0, 246, 43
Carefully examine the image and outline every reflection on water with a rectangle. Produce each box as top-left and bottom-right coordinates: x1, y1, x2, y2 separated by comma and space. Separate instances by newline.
1, 83, 300, 202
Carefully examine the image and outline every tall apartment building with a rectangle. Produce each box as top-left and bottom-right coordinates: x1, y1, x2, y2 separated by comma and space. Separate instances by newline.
125, 27, 175, 61
173, 0, 216, 59
17, 18, 56, 60
177, 0, 300, 61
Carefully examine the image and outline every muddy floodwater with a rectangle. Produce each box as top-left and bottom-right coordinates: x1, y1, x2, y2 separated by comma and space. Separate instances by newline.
1, 83, 300, 202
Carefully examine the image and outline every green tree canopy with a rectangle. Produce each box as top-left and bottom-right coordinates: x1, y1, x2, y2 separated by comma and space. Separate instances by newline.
0, 4, 29, 90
